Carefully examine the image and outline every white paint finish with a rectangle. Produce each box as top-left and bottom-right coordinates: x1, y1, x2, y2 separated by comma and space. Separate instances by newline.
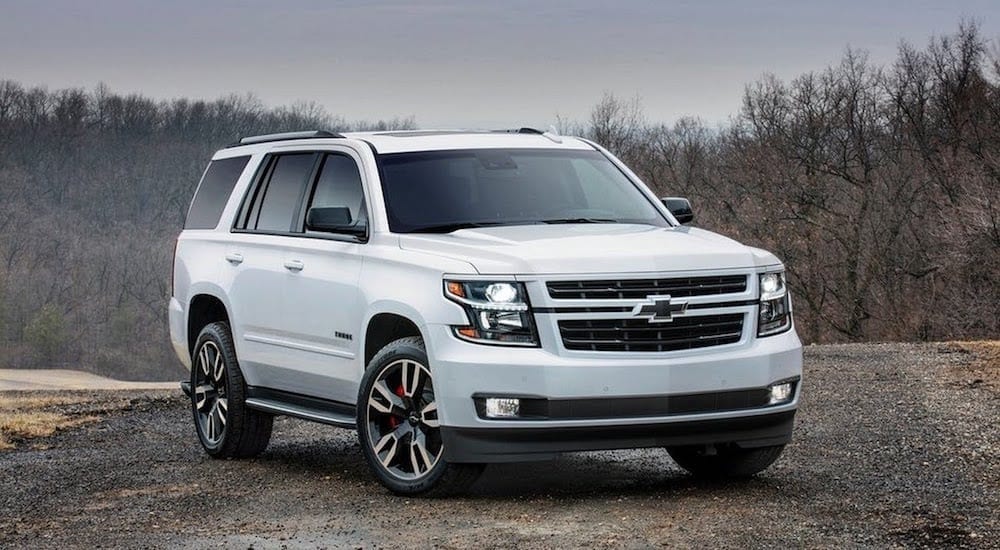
272, 236, 364, 403
398, 223, 761, 275
170, 131, 802, 437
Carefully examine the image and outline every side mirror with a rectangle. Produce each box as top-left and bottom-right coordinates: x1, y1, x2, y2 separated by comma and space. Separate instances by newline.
660, 197, 694, 225
306, 206, 366, 237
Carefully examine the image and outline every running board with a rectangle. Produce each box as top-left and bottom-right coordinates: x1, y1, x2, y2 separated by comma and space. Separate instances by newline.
245, 398, 357, 428
180, 381, 192, 397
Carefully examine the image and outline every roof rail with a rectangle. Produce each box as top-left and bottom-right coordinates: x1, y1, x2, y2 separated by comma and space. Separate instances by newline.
229, 130, 344, 147
491, 126, 563, 144
491, 127, 544, 135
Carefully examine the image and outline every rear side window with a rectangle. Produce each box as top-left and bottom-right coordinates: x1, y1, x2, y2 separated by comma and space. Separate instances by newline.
185, 156, 250, 229
253, 153, 316, 232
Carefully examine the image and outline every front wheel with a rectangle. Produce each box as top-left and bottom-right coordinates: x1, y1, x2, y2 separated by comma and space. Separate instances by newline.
667, 444, 785, 479
357, 336, 483, 496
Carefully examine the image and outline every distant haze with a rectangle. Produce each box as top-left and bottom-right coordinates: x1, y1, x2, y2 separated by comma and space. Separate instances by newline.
2, 0, 998, 127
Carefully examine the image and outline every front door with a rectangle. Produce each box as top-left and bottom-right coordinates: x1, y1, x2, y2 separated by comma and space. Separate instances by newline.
272, 151, 368, 404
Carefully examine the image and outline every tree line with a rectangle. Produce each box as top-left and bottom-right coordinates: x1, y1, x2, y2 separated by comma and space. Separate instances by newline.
0, 24, 996, 380
580, 23, 998, 345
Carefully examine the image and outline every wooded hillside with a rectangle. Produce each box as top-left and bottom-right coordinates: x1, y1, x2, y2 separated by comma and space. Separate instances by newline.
0, 25, 996, 380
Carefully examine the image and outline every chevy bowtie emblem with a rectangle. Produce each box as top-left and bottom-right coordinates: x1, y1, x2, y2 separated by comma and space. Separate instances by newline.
632, 295, 688, 323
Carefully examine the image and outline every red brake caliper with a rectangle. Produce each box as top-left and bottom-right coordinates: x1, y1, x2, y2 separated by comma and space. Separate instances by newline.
387, 384, 406, 428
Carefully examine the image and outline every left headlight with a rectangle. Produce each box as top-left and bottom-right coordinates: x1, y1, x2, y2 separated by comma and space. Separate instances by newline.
757, 271, 792, 337
445, 280, 539, 346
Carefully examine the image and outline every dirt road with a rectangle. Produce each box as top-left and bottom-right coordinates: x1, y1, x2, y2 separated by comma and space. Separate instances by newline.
0, 369, 178, 391
1, 343, 997, 548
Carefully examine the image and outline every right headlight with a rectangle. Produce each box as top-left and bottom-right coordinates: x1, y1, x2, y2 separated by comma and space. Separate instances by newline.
757, 271, 792, 337
444, 280, 539, 346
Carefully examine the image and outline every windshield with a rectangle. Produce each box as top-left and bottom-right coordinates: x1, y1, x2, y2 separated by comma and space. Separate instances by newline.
377, 149, 669, 233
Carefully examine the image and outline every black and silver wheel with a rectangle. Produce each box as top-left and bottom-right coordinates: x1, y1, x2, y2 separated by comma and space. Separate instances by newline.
357, 336, 483, 496
667, 444, 785, 479
193, 339, 228, 448
190, 321, 273, 458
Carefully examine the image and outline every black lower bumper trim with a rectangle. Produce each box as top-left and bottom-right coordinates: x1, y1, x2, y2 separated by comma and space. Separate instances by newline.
472, 383, 799, 420
441, 410, 795, 463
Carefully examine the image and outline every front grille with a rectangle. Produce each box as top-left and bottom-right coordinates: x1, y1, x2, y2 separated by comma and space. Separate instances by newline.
558, 313, 744, 352
547, 275, 747, 300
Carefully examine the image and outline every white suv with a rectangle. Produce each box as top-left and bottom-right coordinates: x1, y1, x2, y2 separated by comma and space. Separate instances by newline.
170, 129, 802, 495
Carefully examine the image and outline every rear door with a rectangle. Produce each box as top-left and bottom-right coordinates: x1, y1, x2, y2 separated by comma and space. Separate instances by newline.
224, 152, 320, 387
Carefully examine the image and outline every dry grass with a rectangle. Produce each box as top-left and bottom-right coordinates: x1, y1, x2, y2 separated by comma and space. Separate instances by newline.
0, 394, 99, 450
942, 340, 1000, 391
0, 395, 90, 411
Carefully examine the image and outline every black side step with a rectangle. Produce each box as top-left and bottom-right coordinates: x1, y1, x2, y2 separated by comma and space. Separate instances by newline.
180, 381, 192, 397
244, 386, 357, 429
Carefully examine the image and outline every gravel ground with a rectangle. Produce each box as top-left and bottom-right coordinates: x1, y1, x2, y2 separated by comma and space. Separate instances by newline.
1, 343, 997, 549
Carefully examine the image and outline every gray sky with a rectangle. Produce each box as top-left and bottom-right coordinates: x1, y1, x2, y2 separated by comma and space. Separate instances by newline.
2, 0, 998, 128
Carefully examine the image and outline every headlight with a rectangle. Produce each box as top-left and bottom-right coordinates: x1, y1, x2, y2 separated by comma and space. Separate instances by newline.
445, 280, 539, 346
757, 271, 792, 337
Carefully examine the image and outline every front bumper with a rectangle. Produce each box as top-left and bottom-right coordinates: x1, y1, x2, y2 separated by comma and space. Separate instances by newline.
424, 323, 802, 461
442, 410, 795, 462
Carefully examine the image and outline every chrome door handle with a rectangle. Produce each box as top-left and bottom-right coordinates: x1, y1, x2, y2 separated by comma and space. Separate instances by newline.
225, 253, 244, 265
283, 259, 305, 272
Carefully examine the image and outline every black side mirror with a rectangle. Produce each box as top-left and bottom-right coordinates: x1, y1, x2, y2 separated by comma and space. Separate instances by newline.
661, 197, 694, 225
306, 206, 366, 237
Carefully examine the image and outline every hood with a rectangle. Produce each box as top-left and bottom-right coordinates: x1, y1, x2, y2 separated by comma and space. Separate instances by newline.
398, 224, 780, 275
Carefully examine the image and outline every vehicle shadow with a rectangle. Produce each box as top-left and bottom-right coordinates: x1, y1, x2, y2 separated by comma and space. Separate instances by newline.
255, 428, 790, 501
467, 452, 784, 499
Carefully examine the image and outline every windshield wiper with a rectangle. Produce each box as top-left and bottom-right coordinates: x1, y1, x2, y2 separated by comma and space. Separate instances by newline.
408, 221, 512, 234
538, 217, 619, 224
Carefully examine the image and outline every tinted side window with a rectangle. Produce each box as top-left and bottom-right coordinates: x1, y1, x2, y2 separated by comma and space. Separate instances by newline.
254, 153, 315, 232
307, 154, 366, 225
185, 156, 250, 229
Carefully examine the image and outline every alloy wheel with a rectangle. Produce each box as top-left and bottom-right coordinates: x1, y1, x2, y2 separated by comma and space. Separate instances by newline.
193, 341, 228, 446
366, 359, 442, 480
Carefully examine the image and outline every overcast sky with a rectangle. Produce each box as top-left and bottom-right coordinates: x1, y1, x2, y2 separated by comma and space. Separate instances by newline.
2, 1, 998, 128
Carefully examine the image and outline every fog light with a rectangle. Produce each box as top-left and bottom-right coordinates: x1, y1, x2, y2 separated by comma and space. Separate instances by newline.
485, 397, 520, 418
769, 382, 793, 405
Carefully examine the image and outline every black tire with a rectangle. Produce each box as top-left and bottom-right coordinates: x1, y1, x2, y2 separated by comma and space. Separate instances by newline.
357, 336, 483, 497
190, 321, 273, 459
667, 444, 785, 479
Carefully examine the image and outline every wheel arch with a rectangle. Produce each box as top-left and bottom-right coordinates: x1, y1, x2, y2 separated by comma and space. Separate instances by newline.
363, 307, 427, 369
187, 293, 232, 358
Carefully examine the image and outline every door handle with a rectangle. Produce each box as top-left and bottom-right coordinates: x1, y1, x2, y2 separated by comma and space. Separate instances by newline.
225, 253, 244, 265
284, 259, 305, 272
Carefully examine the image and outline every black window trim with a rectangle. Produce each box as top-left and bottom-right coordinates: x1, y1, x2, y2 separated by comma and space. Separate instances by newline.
231, 149, 372, 244
293, 153, 326, 232
235, 154, 277, 231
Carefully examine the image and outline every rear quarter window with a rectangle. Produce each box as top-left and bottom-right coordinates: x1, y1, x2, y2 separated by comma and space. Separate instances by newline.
185, 156, 251, 229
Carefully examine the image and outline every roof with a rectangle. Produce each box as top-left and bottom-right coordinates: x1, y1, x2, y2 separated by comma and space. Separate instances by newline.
342, 129, 594, 154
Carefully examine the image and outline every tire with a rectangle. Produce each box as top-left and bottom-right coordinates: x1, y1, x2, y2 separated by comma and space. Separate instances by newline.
667, 444, 785, 479
190, 321, 273, 459
357, 336, 484, 496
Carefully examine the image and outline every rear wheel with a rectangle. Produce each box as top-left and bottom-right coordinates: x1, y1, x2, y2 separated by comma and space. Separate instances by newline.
667, 444, 785, 479
357, 336, 483, 496
191, 322, 273, 458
